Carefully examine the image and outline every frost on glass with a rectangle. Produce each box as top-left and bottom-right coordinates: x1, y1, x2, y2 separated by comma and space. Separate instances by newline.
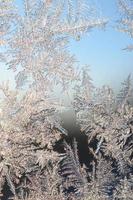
0, 0, 133, 200
118, 0, 133, 51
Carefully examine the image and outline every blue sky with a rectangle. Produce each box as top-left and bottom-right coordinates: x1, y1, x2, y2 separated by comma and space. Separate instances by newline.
69, 0, 133, 90
0, 0, 133, 90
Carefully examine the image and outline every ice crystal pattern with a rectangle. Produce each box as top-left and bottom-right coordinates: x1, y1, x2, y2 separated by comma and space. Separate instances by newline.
0, 0, 133, 200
